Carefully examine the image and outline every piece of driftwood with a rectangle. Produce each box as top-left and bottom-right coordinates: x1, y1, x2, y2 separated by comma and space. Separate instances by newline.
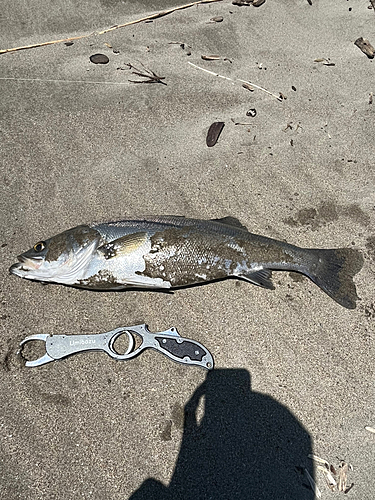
242, 83, 254, 91
206, 122, 225, 146
0, 0, 222, 54
201, 55, 221, 60
232, 0, 265, 5
201, 55, 232, 62
232, 0, 252, 5
354, 37, 375, 59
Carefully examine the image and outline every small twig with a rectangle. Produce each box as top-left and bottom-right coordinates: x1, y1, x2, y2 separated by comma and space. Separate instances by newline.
188, 61, 282, 101
242, 83, 254, 91
126, 63, 166, 85
304, 468, 322, 499
0, 0, 222, 55
317, 465, 337, 491
314, 57, 335, 66
308, 454, 330, 469
338, 462, 353, 493
231, 119, 252, 125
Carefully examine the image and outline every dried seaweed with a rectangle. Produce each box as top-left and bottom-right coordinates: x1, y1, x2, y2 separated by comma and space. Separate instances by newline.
126, 63, 166, 85
308, 454, 354, 494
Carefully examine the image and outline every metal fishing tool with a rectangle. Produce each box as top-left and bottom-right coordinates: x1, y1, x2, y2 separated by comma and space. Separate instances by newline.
19, 324, 214, 370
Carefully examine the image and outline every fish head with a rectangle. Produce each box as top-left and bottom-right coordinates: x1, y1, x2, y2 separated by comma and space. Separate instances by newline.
9, 225, 101, 285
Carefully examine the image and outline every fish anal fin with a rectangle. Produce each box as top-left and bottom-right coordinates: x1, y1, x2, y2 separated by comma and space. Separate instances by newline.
98, 232, 148, 260
240, 269, 274, 289
212, 217, 249, 231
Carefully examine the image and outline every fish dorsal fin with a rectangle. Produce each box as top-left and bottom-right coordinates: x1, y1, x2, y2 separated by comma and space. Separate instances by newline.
240, 269, 274, 289
211, 217, 249, 231
98, 232, 148, 260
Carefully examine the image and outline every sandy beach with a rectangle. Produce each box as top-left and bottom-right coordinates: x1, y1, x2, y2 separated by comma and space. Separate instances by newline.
1, 0, 375, 498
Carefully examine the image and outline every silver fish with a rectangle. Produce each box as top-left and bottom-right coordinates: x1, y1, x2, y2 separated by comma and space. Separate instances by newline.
9, 216, 363, 309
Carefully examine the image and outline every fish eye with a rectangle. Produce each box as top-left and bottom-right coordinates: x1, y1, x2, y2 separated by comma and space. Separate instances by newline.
33, 241, 46, 253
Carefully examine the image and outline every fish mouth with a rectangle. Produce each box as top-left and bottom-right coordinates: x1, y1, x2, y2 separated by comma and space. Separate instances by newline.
9, 262, 26, 277
9, 256, 42, 277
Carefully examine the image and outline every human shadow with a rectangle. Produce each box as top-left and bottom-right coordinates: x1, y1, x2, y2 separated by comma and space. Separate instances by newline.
129, 368, 315, 499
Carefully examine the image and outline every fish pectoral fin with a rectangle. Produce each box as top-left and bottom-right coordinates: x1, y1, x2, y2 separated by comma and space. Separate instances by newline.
240, 269, 274, 289
98, 232, 148, 260
211, 217, 249, 231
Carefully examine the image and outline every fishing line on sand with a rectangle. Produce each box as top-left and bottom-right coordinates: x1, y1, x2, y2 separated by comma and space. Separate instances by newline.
0, 77, 131, 85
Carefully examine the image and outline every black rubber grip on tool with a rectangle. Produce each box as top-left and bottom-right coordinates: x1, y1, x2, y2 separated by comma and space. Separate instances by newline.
155, 337, 205, 361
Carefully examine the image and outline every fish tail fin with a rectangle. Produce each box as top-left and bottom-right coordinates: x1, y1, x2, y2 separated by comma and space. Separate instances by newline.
305, 248, 363, 309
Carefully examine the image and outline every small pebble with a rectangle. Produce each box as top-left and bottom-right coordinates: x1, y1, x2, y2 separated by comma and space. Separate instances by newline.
90, 54, 110, 64
246, 109, 257, 117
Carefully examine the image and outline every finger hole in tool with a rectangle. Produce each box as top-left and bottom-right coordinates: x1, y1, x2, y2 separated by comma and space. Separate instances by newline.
20, 341, 46, 362
112, 332, 133, 355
